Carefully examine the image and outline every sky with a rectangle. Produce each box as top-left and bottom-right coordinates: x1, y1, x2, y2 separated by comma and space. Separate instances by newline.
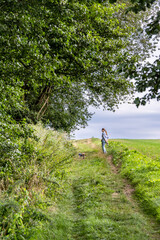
72, 99, 160, 140
73, 43, 160, 140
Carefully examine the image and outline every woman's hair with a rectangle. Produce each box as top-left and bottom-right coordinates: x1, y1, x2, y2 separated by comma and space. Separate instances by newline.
102, 128, 107, 134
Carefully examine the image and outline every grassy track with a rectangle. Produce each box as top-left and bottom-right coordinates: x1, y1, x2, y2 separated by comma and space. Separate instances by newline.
112, 139, 160, 159
107, 139, 160, 223
42, 138, 160, 240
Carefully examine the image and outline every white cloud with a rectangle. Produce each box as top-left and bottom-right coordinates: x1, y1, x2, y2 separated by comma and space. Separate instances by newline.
73, 100, 160, 139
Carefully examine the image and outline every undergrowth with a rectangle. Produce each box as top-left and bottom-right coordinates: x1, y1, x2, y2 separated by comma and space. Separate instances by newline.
108, 141, 160, 221
0, 123, 75, 239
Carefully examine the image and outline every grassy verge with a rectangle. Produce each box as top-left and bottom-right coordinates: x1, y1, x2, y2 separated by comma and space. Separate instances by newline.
108, 140, 160, 222
0, 124, 75, 239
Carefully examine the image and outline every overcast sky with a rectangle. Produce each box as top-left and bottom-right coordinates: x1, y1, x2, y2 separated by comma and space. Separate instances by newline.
73, 44, 160, 140
73, 100, 160, 139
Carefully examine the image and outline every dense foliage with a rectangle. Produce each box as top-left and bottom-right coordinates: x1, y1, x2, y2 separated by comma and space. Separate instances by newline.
110, 0, 157, 12
0, 124, 75, 239
0, 0, 141, 132
133, 0, 160, 106
111, 0, 160, 106
108, 141, 160, 221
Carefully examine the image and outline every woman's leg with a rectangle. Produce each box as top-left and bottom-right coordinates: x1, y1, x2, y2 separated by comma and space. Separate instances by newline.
102, 142, 106, 153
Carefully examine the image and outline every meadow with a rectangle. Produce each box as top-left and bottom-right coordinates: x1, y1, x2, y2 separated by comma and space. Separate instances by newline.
112, 139, 160, 159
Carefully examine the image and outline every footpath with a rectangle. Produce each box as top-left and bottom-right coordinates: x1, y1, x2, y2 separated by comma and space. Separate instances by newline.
52, 139, 160, 240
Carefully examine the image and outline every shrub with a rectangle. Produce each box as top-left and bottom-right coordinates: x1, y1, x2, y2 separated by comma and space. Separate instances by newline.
0, 123, 75, 239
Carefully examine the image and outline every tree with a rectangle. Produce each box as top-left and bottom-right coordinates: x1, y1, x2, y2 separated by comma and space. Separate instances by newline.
110, 0, 157, 12
110, 0, 160, 106
133, 1, 160, 106
0, 0, 141, 131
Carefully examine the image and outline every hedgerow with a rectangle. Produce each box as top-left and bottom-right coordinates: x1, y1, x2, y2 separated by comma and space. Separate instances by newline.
0, 123, 75, 239
108, 141, 160, 221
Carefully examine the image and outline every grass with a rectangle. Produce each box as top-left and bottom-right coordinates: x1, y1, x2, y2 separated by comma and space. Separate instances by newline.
0, 124, 76, 240
107, 140, 160, 223
41, 138, 160, 240
112, 139, 160, 159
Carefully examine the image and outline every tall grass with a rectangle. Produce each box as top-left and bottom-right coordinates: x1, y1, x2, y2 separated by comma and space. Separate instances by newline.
0, 123, 75, 239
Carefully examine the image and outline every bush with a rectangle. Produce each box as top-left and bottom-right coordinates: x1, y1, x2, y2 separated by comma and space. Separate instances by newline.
0, 123, 75, 239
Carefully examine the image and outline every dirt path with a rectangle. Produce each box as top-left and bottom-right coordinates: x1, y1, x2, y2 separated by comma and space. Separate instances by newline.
107, 155, 135, 201
53, 139, 160, 240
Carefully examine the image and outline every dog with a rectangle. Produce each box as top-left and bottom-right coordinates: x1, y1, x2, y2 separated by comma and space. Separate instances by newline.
78, 153, 85, 159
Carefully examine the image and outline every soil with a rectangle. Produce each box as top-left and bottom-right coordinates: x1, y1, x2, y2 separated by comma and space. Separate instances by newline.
107, 155, 135, 202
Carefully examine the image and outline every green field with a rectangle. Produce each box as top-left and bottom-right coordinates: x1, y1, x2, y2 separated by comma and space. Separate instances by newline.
112, 139, 160, 159
37, 138, 160, 240
3, 135, 159, 239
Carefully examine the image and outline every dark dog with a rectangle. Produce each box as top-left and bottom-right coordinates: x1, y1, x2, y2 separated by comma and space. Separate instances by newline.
78, 153, 85, 159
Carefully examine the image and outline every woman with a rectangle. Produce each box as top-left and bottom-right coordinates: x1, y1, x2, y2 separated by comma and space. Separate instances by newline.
101, 128, 109, 153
